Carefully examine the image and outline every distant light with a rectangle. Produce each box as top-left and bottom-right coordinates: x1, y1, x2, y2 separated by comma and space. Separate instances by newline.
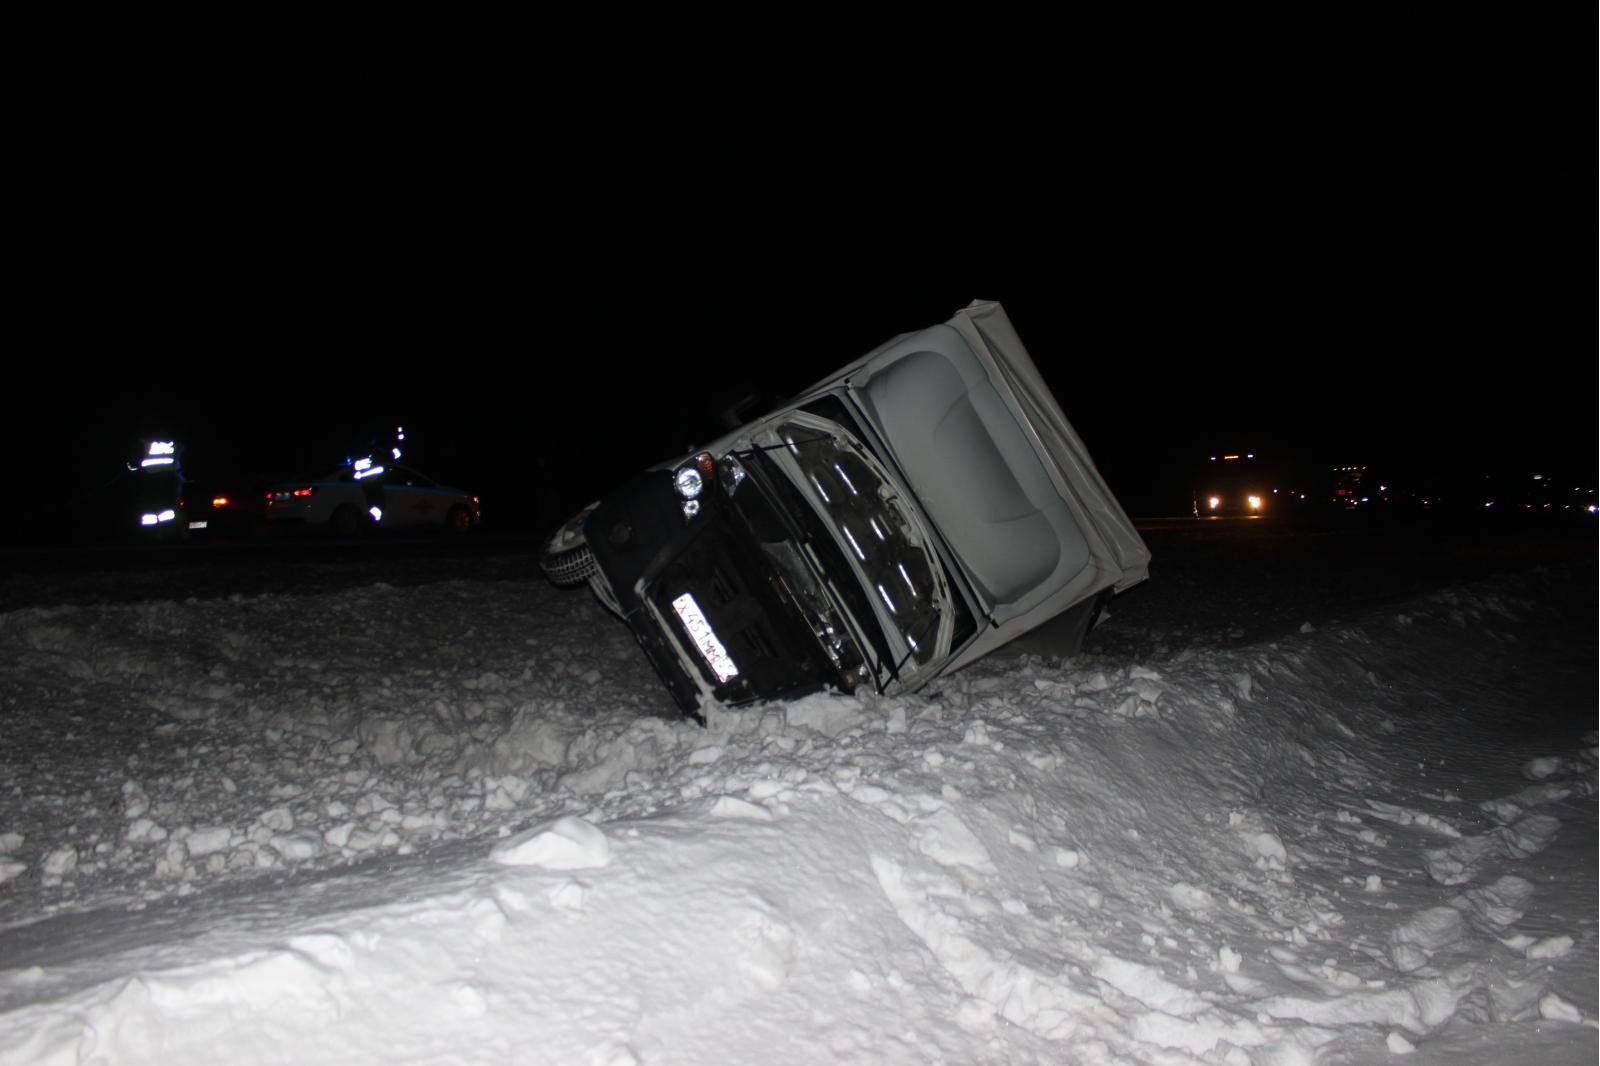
1485, 501, 1494, 508
1208, 496, 1221, 510
1360, 497, 1370, 503
212, 496, 230, 508
1209, 456, 1217, 462
158, 509, 176, 522
396, 427, 405, 440
1247, 495, 1262, 510
148, 441, 175, 456
1223, 454, 1240, 461
140, 457, 174, 468
1589, 505, 1597, 515
1532, 474, 1543, 480
354, 457, 373, 472
140, 513, 159, 526
392, 447, 402, 460
1246, 453, 1254, 459
354, 464, 385, 480
369, 506, 383, 522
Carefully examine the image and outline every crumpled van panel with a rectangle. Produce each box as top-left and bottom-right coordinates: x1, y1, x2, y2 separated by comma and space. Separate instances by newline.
853, 326, 1090, 611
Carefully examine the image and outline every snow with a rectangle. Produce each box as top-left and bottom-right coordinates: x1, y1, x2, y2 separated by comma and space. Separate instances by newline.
0, 550, 1594, 1065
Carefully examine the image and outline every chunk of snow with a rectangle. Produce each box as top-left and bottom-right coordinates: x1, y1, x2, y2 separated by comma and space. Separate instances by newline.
1539, 994, 1586, 1025
1386, 1031, 1416, 1053
913, 807, 996, 873
41, 846, 77, 879
708, 796, 774, 821
1524, 935, 1574, 960
127, 818, 167, 843
1168, 882, 1215, 911
184, 827, 232, 857
268, 832, 323, 862
1521, 756, 1568, 781
491, 815, 611, 869
1387, 907, 1465, 973
258, 807, 295, 832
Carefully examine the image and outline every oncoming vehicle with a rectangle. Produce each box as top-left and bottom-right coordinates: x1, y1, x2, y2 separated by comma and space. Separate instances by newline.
540, 300, 1151, 720
266, 462, 481, 536
1193, 453, 1271, 518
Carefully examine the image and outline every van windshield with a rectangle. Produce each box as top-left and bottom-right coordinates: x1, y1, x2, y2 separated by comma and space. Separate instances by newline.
754, 409, 965, 682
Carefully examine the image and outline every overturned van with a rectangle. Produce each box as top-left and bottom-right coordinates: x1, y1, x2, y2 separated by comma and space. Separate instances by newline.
540, 300, 1151, 719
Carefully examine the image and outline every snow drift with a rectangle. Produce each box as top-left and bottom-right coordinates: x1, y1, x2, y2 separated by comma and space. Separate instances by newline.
0, 558, 1594, 1065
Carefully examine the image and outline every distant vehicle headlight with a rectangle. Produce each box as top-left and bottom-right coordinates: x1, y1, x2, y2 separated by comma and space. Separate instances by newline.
1208, 496, 1221, 510
1247, 495, 1262, 510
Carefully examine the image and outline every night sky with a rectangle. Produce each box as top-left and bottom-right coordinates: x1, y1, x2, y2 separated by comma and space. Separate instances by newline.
15, 7, 1592, 536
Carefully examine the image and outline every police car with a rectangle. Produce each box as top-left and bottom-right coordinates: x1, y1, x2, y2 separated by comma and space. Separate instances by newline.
266, 459, 481, 536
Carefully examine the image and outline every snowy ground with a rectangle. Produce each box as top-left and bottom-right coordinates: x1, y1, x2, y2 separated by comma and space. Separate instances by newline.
0, 529, 1594, 1065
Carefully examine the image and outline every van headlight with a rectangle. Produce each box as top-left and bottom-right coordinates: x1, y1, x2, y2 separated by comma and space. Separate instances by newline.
673, 452, 716, 500
674, 467, 704, 499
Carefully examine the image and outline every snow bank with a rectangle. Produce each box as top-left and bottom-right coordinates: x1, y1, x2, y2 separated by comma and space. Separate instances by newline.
0, 565, 1594, 1064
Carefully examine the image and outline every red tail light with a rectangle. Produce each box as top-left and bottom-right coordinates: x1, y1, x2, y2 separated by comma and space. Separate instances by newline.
293, 487, 315, 497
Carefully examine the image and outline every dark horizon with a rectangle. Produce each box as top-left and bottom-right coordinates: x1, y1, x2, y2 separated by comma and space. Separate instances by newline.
14, 7, 1593, 538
